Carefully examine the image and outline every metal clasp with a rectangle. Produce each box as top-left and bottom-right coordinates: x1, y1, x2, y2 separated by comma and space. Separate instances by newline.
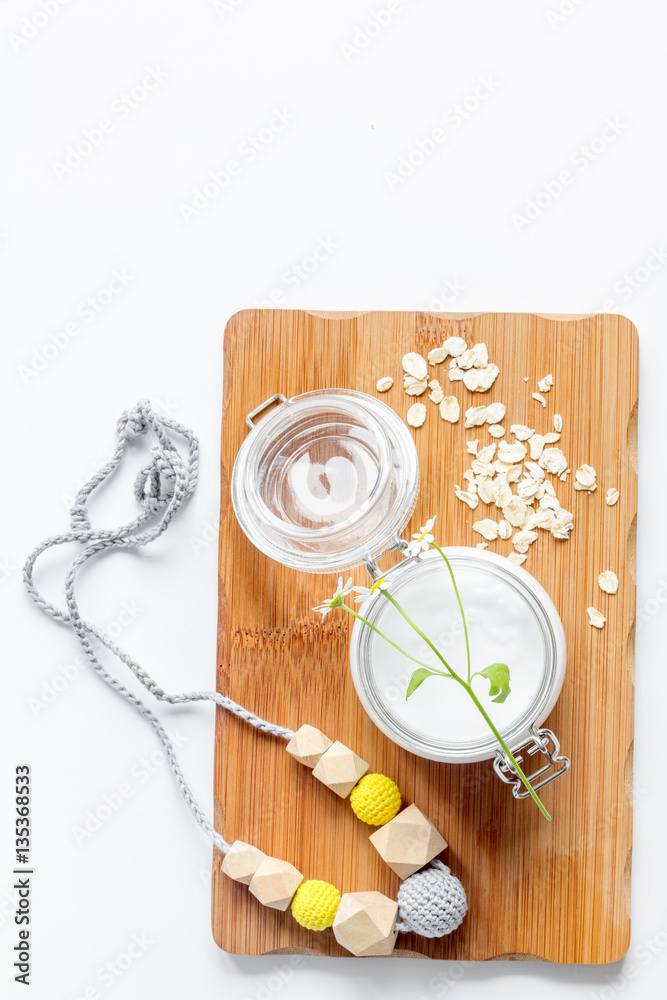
245, 394, 289, 430
493, 724, 570, 798
364, 534, 413, 580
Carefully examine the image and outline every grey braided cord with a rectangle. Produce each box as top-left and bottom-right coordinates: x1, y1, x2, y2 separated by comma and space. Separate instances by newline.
23, 400, 294, 856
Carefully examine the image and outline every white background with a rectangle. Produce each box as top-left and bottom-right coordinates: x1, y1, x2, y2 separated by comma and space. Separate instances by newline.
1, 1, 665, 998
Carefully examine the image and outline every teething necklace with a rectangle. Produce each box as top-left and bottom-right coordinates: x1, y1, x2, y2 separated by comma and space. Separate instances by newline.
23, 401, 467, 957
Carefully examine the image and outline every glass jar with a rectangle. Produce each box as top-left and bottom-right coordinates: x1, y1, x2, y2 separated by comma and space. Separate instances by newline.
231, 389, 419, 573
349, 548, 566, 766
232, 390, 570, 796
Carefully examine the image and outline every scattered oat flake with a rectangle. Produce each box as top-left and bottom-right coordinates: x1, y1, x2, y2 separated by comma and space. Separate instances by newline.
598, 570, 619, 594
428, 346, 450, 365
498, 440, 527, 463
532, 392, 547, 407
505, 464, 523, 483
472, 458, 495, 477
539, 447, 567, 475
538, 374, 553, 393
429, 387, 445, 404
587, 607, 606, 629
516, 477, 542, 502
498, 519, 512, 540
472, 343, 488, 366
532, 510, 554, 530
524, 461, 545, 481
376, 376, 394, 392
404, 374, 428, 395
467, 439, 479, 455
551, 509, 574, 539
513, 530, 539, 554
473, 518, 499, 541
455, 487, 479, 510
510, 424, 534, 441
554, 414, 563, 433
465, 405, 488, 428
543, 432, 561, 444
443, 336, 467, 357
574, 464, 597, 491
439, 396, 460, 423
448, 365, 464, 382
494, 476, 513, 509
407, 402, 426, 427
606, 488, 620, 506
428, 379, 442, 391
540, 494, 560, 512
455, 347, 478, 370
476, 542, 489, 549
508, 552, 527, 566
477, 479, 497, 505
523, 377, 529, 382
463, 364, 499, 392
529, 434, 545, 460
485, 402, 506, 424
402, 352, 428, 380
488, 424, 505, 438
477, 443, 496, 464
503, 496, 529, 528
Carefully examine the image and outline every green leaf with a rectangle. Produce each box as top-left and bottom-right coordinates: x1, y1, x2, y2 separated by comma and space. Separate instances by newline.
474, 663, 511, 703
406, 668, 436, 699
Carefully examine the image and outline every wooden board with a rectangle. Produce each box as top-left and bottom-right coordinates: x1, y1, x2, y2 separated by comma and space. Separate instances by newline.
212, 310, 638, 963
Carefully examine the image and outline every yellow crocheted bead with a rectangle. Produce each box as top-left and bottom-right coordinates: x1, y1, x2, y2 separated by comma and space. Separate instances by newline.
291, 880, 341, 931
349, 773, 402, 826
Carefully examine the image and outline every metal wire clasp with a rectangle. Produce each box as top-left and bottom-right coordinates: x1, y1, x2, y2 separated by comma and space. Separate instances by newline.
245, 394, 289, 430
364, 535, 413, 580
493, 724, 570, 797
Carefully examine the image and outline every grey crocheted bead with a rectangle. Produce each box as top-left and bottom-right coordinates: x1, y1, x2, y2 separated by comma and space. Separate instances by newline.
396, 860, 467, 938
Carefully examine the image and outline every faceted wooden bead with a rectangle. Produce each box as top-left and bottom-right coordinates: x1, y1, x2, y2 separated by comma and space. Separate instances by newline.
312, 741, 369, 798
368, 803, 448, 879
285, 724, 333, 768
248, 856, 304, 911
332, 891, 399, 957
221, 840, 266, 885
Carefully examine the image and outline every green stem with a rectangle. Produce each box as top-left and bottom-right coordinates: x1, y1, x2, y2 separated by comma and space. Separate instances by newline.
337, 552, 551, 819
463, 680, 551, 821
383, 592, 458, 680
431, 542, 472, 683
340, 604, 450, 678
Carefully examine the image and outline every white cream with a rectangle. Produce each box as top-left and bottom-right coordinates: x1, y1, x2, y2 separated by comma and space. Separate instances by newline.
362, 558, 546, 745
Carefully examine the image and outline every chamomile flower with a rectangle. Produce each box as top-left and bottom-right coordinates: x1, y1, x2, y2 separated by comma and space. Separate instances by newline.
352, 577, 392, 604
312, 577, 354, 619
407, 516, 437, 557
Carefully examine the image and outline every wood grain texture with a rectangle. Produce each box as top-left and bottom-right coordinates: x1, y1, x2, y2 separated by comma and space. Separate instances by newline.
212, 310, 638, 962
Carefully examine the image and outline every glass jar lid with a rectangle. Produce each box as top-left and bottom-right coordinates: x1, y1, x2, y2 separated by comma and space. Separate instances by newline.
349, 548, 566, 763
231, 389, 419, 573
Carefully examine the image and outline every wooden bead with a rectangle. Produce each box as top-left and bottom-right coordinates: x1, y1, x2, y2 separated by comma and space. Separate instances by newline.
221, 840, 266, 885
332, 891, 399, 957
311, 741, 369, 798
248, 856, 304, 911
368, 803, 448, 879
285, 724, 333, 768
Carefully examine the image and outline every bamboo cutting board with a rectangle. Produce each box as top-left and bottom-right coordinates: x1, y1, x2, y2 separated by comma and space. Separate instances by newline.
212, 310, 638, 963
